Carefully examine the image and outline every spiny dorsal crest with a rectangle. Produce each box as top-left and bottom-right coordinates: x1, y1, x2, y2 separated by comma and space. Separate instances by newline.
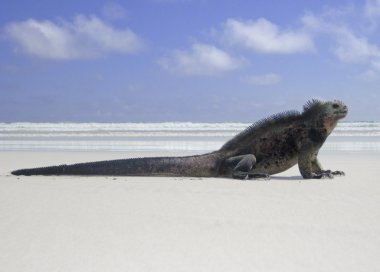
303, 99, 325, 115
220, 110, 301, 151
250, 110, 301, 129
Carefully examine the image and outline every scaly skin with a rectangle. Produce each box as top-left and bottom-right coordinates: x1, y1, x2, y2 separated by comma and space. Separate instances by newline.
12, 99, 348, 180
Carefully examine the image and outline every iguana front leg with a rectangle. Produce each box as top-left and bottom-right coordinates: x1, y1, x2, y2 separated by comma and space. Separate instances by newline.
299, 146, 344, 179
299, 162, 328, 179
225, 154, 270, 180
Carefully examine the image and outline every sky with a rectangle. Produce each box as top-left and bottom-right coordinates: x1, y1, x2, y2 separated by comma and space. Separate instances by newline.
1, 0, 380, 122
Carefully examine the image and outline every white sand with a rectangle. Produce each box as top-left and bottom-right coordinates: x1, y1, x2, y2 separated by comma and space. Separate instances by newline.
1, 151, 379, 272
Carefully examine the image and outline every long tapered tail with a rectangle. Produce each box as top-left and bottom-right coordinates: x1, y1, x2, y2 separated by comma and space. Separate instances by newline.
12, 164, 69, 176
11, 154, 219, 177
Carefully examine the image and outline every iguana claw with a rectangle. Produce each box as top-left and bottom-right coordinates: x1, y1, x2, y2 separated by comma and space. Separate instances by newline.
310, 169, 345, 179
331, 170, 345, 176
312, 172, 334, 179
322, 170, 345, 177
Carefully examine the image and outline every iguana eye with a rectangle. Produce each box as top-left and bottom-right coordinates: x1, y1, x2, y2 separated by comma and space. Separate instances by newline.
332, 103, 339, 109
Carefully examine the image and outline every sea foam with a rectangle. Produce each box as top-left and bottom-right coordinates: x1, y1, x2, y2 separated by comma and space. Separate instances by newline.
0, 122, 379, 152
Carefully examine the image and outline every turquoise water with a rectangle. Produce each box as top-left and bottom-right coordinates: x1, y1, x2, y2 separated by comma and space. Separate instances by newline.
0, 122, 379, 153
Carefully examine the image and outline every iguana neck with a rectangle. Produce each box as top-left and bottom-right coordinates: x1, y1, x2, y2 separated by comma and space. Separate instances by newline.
323, 117, 339, 136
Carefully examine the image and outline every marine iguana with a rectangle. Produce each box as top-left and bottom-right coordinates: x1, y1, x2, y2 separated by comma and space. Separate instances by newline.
12, 99, 348, 179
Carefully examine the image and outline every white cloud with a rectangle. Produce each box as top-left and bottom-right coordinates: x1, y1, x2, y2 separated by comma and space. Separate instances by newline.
372, 59, 380, 70
223, 18, 314, 54
101, 2, 127, 21
159, 43, 243, 75
301, 12, 327, 32
5, 15, 144, 60
244, 73, 281, 86
302, 12, 380, 64
333, 29, 380, 63
357, 69, 379, 81
364, 0, 380, 21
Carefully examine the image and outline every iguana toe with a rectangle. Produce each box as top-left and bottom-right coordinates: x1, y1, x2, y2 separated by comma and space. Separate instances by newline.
247, 172, 271, 180
311, 172, 334, 179
331, 170, 345, 176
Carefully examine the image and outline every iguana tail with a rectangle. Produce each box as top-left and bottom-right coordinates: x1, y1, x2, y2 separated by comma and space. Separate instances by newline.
11, 154, 219, 177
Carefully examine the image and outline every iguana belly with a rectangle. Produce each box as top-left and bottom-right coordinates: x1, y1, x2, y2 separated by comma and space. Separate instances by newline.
252, 156, 298, 175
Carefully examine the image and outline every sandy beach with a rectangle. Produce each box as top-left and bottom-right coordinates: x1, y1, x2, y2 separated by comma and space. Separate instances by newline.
0, 150, 379, 272
3, 0, 380, 270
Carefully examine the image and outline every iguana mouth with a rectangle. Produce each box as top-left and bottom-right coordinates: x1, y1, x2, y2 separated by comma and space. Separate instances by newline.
336, 109, 348, 118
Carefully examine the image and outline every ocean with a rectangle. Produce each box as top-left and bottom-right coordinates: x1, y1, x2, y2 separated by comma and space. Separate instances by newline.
0, 122, 380, 153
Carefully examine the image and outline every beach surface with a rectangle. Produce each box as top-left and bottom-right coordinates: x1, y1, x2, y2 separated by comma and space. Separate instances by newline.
1, 151, 379, 272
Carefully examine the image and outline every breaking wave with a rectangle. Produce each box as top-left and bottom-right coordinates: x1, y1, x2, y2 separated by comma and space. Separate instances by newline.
0, 122, 379, 152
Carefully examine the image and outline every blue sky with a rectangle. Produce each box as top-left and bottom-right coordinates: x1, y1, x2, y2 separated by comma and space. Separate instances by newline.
1, 0, 380, 122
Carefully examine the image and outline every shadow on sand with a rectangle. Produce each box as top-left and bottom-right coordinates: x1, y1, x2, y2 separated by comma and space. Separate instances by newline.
270, 175, 304, 181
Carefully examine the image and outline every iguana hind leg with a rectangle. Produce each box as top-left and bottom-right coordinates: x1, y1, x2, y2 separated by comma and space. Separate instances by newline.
226, 154, 269, 180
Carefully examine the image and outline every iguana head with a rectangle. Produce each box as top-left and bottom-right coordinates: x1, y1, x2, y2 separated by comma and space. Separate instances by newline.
323, 100, 348, 120
303, 99, 348, 133
303, 99, 348, 119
